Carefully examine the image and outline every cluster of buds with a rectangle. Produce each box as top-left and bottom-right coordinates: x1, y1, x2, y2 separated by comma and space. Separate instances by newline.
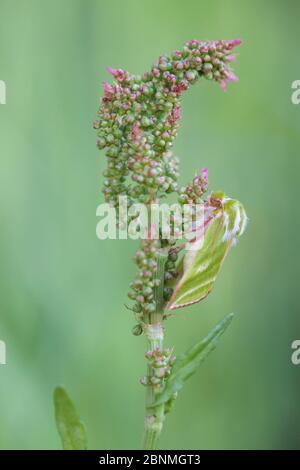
128, 236, 160, 316
94, 38, 241, 209
129, 237, 180, 317
162, 243, 179, 295
179, 167, 209, 205
140, 348, 176, 389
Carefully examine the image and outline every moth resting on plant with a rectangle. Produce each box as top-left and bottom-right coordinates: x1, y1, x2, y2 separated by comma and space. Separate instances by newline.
93, 38, 245, 318
53, 38, 248, 452
167, 192, 248, 310
89, 38, 248, 450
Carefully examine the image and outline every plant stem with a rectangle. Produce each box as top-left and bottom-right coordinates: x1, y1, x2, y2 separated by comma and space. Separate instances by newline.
143, 251, 167, 450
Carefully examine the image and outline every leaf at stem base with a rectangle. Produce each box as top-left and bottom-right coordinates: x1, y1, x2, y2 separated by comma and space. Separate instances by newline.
53, 386, 87, 450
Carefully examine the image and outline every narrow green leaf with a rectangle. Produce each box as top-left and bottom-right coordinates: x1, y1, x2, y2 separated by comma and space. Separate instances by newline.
154, 313, 234, 406
53, 386, 87, 450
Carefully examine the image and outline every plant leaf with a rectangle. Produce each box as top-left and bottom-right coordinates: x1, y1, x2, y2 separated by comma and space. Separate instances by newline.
154, 313, 234, 406
53, 386, 87, 450
168, 195, 247, 310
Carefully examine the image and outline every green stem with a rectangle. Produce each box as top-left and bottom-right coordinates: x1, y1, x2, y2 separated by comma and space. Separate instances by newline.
143, 252, 168, 450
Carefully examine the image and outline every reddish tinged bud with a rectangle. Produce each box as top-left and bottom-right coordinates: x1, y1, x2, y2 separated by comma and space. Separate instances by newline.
174, 61, 184, 71
230, 39, 242, 47
226, 71, 238, 82
102, 81, 115, 96
142, 271, 152, 279
106, 66, 116, 75
172, 80, 189, 96
107, 67, 128, 82
132, 122, 141, 140
219, 80, 227, 91
193, 57, 202, 65
188, 39, 199, 49
200, 167, 208, 190
186, 71, 197, 81
227, 55, 236, 62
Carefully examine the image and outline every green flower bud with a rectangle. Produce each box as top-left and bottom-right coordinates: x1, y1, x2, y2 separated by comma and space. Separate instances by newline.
132, 324, 143, 336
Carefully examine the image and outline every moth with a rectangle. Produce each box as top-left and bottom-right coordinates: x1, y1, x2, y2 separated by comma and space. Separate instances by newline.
167, 192, 248, 310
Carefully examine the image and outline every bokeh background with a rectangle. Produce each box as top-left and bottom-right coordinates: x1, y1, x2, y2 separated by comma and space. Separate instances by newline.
0, 0, 300, 450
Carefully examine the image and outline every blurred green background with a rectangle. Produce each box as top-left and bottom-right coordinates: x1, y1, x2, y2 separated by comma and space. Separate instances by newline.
0, 0, 300, 450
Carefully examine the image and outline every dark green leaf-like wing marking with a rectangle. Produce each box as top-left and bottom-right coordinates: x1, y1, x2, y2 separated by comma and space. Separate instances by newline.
168, 216, 230, 310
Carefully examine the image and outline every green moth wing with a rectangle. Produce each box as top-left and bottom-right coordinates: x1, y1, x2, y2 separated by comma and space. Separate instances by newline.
167, 194, 247, 310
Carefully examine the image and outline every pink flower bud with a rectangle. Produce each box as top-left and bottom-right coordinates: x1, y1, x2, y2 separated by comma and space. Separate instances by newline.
193, 57, 202, 65
102, 81, 113, 95
152, 67, 160, 77
200, 167, 208, 182
230, 39, 242, 47
107, 67, 127, 82
227, 55, 236, 62
132, 122, 141, 139
226, 71, 238, 82
219, 79, 228, 91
